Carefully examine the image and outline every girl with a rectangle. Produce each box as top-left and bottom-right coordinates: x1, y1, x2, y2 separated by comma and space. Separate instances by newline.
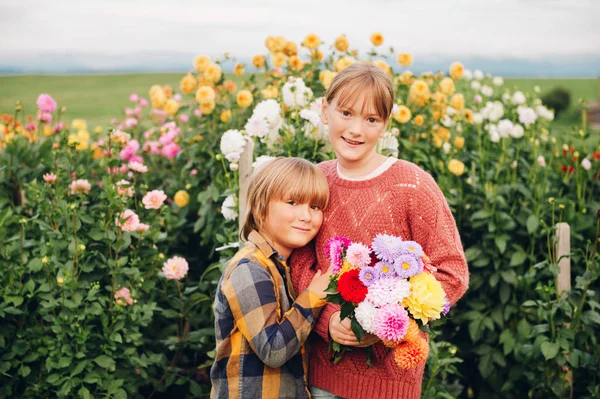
210, 157, 333, 399
290, 62, 469, 399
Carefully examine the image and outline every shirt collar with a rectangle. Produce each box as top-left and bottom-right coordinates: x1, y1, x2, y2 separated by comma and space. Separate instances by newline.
247, 230, 285, 261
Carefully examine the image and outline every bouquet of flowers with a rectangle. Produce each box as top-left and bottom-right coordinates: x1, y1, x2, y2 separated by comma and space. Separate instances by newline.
323, 234, 450, 368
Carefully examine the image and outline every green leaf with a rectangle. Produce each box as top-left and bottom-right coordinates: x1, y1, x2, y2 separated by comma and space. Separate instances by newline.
541, 342, 559, 360
465, 247, 482, 262
350, 317, 365, 343
339, 302, 354, 321
526, 215, 539, 234
46, 373, 62, 384
70, 360, 87, 376
58, 357, 72, 368
501, 270, 518, 285
5, 296, 23, 307
495, 236, 507, 254
510, 251, 527, 267
19, 365, 31, 377
28, 258, 43, 272
93, 355, 115, 371
89, 229, 105, 241
79, 387, 92, 399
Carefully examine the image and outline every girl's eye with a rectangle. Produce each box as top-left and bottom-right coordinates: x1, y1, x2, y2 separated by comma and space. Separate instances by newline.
367, 117, 379, 123
341, 110, 351, 117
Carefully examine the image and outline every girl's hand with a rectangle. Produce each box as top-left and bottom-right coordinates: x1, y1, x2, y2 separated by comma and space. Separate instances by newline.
329, 311, 380, 347
307, 266, 333, 298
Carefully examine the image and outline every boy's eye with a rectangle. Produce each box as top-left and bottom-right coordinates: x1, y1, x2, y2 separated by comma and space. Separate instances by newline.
286, 200, 297, 206
310, 205, 321, 211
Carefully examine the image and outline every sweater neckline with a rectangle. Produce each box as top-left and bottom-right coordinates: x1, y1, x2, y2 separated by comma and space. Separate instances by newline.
327, 158, 406, 188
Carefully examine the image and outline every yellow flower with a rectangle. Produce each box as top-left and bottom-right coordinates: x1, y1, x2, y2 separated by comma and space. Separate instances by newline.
402, 272, 446, 324
373, 60, 391, 76
252, 54, 266, 69
340, 259, 358, 274
449, 62, 464, 80
234, 63, 244, 76
265, 36, 277, 52
320, 70, 337, 90
94, 126, 102, 134
271, 52, 286, 69
199, 101, 216, 115
334, 56, 354, 72
261, 85, 279, 99
220, 110, 232, 123
150, 85, 167, 109
301, 33, 321, 50
396, 71, 414, 86
42, 124, 53, 137
283, 41, 298, 57
447, 159, 465, 176
463, 108, 474, 123
174, 190, 190, 207
408, 79, 431, 107
315, 50, 324, 61
288, 55, 305, 71
414, 115, 424, 126
194, 55, 211, 73
204, 63, 223, 83
236, 90, 254, 108
393, 105, 412, 124
180, 73, 198, 95
432, 92, 447, 108
164, 99, 180, 116
449, 93, 465, 111
71, 119, 87, 131
438, 77, 455, 96
223, 80, 237, 94
370, 32, 384, 46
91, 143, 104, 159
163, 85, 173, 98
397, 53, 413, 67
195, 86, 216, 105
454, 137, 465, 150
335, 35, 349, 52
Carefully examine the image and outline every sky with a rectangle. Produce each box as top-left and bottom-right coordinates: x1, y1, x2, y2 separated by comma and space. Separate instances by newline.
1, 0, 599, 60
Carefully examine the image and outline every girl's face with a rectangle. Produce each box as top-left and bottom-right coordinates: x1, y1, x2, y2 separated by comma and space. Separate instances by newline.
261, 197, 323, 259
322, 91, 387, 169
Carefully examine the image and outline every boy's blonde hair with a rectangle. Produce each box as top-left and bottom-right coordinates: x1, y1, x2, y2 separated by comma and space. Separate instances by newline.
325, 62, 395, 121
241, 157, 329, 241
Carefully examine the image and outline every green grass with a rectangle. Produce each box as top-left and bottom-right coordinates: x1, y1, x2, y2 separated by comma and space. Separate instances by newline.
0, 74, 596, 129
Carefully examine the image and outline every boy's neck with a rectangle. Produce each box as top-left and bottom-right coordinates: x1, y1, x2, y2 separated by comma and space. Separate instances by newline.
337, 153, 388, 179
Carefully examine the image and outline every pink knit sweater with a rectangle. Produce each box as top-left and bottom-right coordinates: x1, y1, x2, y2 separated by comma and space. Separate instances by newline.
290, 159, 469, 399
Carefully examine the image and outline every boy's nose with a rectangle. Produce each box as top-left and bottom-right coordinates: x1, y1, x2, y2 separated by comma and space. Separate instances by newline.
298, 204, 312, 221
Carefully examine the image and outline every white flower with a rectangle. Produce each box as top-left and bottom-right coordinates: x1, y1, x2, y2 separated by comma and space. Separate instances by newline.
472, 112, 483, 125
481, 101, 504, 122
391, 104, 400, 115
492, 76, 504, 86
128, 162, 148, 173
244, 114, 269, 138
222, 194, 237, 221
473, 94, 482, 104
462, 69, 473, 80
497, 119, 514, 138
534, 85, 541, 93
582, 159, 592, 170
474, 70, 484, 80
510, 160, 518, 169
355, 301, 376, 334
537, 155, 546, 167
442, 142, 451, 154
282, 77, 313, 108
502, 92, 511, 104
378, 132, 399, 154
512, 91, 526, 105
487, 125, 500, 143
518, 106, 538, 127
481, 85, 494, 97
252, 155, 276, 172
535, 105, 554, 121
365, 278, 411, 306
220, 129, 247, 163
246, 99, 283, 143
470, 81, 481, 91
299, 109, 321, 127
511, 123, 525, 138
441, 114, 455, 127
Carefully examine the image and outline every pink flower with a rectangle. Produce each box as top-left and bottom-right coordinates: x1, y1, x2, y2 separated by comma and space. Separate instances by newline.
161, 143, 181, 159
179, 114, 189, 123
115, 287, 134, 305
143, 129, 154, 139
119, 139, 140, 161
136, 223, 150, 233
190, 169, 198, 176
162, 256, 189, 280
373, 304, 409, 342
37, 112, 52, 124
110, 118, 119, 125
124, 117, 138, 128
128, 161, 148, 173
37, 94, 57, 113
346, 242, 372, 268
193, 109, 201, 117
119, 164, 128, 174
43, 173, 57, 183
125, 107, 135, 117
173, 94, 182, 102
116, 209, 140, 232
144, 141, 161, 154
139, 98, 149, 107
159, 130, 178, 145
70, 179, 92, 195
129, 155, 143, 164
54, 122, 65, 133
116, 179, 134, 197
129, 93, 139, 102
142, 190, 167, 209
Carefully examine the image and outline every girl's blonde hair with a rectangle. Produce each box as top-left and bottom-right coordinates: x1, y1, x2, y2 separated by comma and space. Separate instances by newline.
241, 157, 329, 241
325, 62, 395, 120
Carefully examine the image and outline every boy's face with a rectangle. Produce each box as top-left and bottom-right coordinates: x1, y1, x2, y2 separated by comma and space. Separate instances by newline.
321, 92, 387, 167
262, 198, 323, 259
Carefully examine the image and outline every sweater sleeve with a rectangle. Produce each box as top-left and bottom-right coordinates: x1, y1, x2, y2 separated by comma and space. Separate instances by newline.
409, 171, 469, 306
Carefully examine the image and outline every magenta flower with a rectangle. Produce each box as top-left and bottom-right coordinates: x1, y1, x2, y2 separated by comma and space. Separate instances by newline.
37, 112, 52, 124
161, 143, 181, 159
373, 303, 409, 342
37, 94, 57, 113
144, 141, 161, 154
324, 236, 351, 273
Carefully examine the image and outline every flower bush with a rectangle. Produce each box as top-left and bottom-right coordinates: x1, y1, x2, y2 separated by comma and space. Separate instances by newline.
1, 32, 599, 398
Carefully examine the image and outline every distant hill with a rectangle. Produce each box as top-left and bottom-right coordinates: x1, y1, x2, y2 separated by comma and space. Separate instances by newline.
1, 51, 599, 78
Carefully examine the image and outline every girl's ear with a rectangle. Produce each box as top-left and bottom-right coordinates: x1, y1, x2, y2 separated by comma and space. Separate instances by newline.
320, 98, 329, 125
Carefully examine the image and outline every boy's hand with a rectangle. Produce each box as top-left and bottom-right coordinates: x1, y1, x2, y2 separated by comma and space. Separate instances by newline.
329, 311, 380, 347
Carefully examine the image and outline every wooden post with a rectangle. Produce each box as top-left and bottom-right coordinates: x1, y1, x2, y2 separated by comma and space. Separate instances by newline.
555, 222, 572, 399
555, 222, 571, 296
238, 139, 254, 236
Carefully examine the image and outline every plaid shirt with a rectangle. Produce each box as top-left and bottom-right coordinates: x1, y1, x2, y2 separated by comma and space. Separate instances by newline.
210, 230, 326, 399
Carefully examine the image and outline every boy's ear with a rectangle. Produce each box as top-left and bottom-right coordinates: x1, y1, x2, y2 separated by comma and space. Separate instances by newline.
320, 98, 328, 125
